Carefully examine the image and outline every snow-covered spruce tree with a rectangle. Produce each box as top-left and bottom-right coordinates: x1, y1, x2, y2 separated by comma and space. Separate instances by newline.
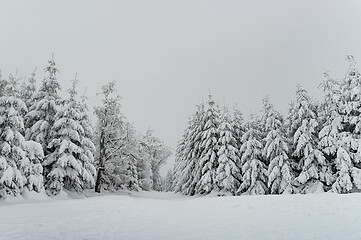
0, 75, 27, 197
331, 56, 361, 193
171, 103, 205, 195
78, 94, 97, 189
317, 73, 340, 190
237, 114, 268, 195
261, 97, 294, 194
21, 141, 44, 193
170, 125, 189, 193
20, 69, 37, 110
287, 85, 326, 193
215, 106, 241, 195
25, 57, 61, 167
0, 71, 7, 97
140, 129, 171, 191
232, 105, 246, 165
0, 75, 44, 197
163, 169, 174, 192
117, 122, 141, 191
194, 95, 220, 195
94, 81, 130, 192
44, 77, 96, 195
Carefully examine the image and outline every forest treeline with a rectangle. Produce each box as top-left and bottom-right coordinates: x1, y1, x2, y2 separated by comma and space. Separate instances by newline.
164, 56, 361, 195
0, 57, 171, 198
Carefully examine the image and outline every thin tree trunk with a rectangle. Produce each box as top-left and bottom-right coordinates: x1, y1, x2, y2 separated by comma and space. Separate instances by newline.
95, 129, 105, 193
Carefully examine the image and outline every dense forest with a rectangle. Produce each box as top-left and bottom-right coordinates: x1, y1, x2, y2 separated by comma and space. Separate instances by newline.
2, 56, 361, 199
0, 57, 171, 198
165, 56, 361, 195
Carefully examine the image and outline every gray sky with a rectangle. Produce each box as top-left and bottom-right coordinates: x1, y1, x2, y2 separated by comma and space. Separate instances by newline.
1, 1, 361, 175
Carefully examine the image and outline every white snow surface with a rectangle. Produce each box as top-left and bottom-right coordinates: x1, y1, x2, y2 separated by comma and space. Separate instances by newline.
1, 191, 361, 240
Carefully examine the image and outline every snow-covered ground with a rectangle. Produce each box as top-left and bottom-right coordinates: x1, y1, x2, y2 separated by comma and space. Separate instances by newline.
1, 191, 361, 240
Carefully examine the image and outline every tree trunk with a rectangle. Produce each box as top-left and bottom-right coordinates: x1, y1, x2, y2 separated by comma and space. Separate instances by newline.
95, 129, 105, 193
95, 168, 102, 193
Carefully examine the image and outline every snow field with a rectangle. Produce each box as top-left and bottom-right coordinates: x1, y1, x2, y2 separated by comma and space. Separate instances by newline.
1, 191, 361, 240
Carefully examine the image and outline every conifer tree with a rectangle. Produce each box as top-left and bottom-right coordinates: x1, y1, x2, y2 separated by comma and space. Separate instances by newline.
20, 69, 37, 109
331, 56, 361, 193
21, 141, 44, 193
79, 93, 97, 189
0, 75, 29, 197
287, 85, 326, 193
172, 103, 205, 195
163, 169, 174, 192
232, 105, 246, 166
317, 73, 340, 189
215, 106, 241, 195
262, 98, 294, 194
237, 115, 268, 195
44, 77, 95, 195
194, 95, 220, 195
25, 56, 61, 159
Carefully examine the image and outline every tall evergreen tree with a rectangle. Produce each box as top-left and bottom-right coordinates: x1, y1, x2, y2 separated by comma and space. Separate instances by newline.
317, 73, 340, 190
331, 56, 361, 193
287, 85, 326, 193
262, 98, 294, 194
0, 75, 44, 197
25, 56, 61, 160
238, 114, 268, 195
194, 95, 220, 195
44, 77, 95, 195
172, 103, 205, 195
20, 69, 37, 110
215, 107, 241, 195
0, 76, 28, 197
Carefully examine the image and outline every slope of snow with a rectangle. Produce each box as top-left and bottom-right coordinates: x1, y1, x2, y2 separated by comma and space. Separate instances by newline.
1, 191, 361, 240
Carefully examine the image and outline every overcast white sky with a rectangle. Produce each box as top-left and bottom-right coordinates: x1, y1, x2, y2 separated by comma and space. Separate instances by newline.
1, 1, 361, 175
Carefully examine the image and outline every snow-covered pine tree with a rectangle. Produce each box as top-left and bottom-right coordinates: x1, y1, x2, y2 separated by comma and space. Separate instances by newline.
94, 81, 128, 192
79, 93, 97, 189
194, 95, 220, 195
331, 56, 361, 193
171, 103, 205, 195
0, 71, 7, 97
44, 76, 95, 195
21, 141, 44, 193
232, 105, 246, 166
170, 125, 189, 193
0, 75, 29, 197
262, 97, 294, 194
25, 56, 61, 161
163, 169, 174, 192
287, 85, 326, 193
20, 69, 37, 110
117, 122, 141, 191
237, 114, 268, 195
317, 73, 340, 190
215, 106, 241, 195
